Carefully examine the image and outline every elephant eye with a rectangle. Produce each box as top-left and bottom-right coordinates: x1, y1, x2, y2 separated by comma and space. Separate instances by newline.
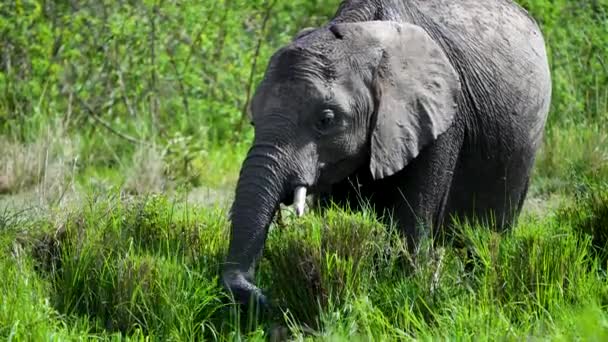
316, 109, 335, 131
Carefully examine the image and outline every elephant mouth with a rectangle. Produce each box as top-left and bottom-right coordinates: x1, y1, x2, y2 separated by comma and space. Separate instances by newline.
279, 157, 352, 216
282, 184, 314, 217
282, 188, 297, 206
282, 184, 311, 206
318, 157, 354, 185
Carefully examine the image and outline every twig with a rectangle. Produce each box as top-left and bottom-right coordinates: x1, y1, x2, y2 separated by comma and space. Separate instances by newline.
77, 96, 151, 147
116, 64, 137, 117
148, 2, 159, 135
597, 54, 607, 75
235, 0, 277, 136
182, 2, 217, 75
430, 247, 445, 296
213, 0, 232, 61
64, 90, 73, 130
166, 46, 190, 117
203, 0, 233, 102
212, 1, 232, 72
52, 156, 78, 207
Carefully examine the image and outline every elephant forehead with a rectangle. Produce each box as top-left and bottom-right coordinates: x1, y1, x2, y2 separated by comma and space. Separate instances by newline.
253, 80, 332, 115
268, 44, 336, 82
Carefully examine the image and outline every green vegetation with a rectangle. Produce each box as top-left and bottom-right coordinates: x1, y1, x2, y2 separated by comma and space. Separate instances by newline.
2, 190, 608, 340
1, 0, 607, 340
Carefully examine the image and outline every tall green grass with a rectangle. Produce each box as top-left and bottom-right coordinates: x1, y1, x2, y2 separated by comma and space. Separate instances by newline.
1, 184, 607, 340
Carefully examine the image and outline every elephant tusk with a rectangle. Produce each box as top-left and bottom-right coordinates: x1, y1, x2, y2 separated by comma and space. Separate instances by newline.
293, 186, 307, 217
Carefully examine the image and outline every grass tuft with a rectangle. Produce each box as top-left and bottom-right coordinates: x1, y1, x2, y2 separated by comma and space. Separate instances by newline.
123, 145, 169, 195
0, 134, 77, 200
16, 194, 231, 339
263, 207, 390, 329
557, 181, 608, 261
535, 123, 608, 194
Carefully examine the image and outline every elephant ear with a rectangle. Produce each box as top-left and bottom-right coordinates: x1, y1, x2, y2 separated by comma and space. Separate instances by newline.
331, 21, 460, 179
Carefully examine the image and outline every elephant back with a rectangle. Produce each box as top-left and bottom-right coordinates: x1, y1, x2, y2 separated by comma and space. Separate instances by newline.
405, 0, 552, 149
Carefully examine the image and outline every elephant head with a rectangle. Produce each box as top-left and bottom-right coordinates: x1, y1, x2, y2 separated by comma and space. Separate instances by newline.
222, 21, 460, 308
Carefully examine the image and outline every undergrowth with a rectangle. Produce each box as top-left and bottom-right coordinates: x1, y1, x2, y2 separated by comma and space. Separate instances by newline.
1, 183, 607, 340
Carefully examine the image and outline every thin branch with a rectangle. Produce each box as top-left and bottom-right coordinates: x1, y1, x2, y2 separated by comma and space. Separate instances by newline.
77, 95, 151, 147
597, 53, 607, 75
64, 90, 73, 129
116, 63, 137, 117
211, 1, 232, 73
182, 2, 217, 75
235, 0, 277, 136
148, 2, 159, 135
166, 45, 190, 117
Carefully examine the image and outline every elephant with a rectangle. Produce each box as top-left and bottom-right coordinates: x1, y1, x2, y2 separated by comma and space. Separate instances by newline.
222, 0, 552, 309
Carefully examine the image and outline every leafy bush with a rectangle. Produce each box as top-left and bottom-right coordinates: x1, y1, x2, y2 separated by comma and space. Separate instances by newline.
1, 0, 606, 190
519, 0, 607, 125
0, 0, 339, 143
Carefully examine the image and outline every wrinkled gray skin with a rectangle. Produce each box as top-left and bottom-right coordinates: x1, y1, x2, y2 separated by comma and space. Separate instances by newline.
223, 0, 551, 309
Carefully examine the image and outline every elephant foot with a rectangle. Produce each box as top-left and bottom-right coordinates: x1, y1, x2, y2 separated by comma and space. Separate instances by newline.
222, 269, 270, 315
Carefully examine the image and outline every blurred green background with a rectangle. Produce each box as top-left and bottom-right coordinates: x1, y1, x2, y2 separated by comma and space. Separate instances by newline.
1, 0, 605, 196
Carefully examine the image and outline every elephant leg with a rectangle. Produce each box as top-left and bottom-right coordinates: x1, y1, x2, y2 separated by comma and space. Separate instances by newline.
445, 142, 537, 232
377, 119, 465, 249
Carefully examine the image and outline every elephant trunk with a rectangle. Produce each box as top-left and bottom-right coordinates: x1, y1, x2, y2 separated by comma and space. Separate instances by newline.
222, 143, 291, 308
